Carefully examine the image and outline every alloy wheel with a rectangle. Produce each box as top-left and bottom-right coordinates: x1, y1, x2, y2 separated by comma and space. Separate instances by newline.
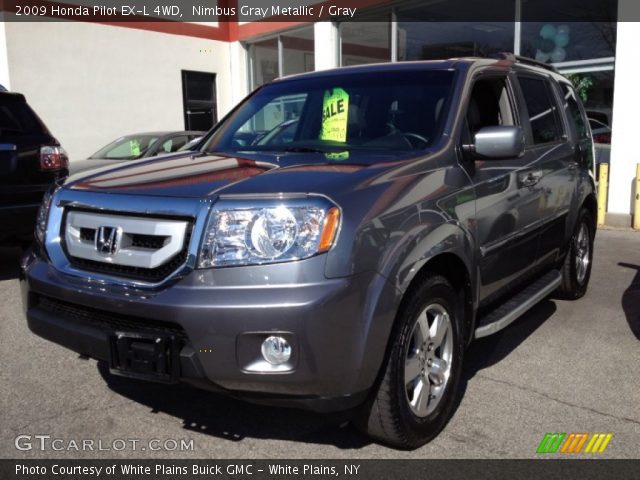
404, 303, 453, 417
575, 222, 590, 284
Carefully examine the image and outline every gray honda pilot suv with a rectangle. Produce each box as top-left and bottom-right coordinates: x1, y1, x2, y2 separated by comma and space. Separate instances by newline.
21, 56, 596, 449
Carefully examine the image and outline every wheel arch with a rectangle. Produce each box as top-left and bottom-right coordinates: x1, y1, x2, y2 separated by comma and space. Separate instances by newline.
399, 251, 475, 345
581, 193, 598, 231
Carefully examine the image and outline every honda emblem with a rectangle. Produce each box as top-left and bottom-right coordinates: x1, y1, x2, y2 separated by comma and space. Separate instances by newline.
95, 226, 122, 256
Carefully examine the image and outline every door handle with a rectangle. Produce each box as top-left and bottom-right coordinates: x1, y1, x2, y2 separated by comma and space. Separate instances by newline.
518, 170, 543, 188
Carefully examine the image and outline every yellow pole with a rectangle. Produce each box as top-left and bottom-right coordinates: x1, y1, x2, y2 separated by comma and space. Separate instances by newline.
634, 164, 640, 230
597, 163, 608, 227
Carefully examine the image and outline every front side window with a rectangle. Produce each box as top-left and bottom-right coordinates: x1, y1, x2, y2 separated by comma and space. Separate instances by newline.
204, 70, 456, 155
517, 76, 563, 145
464, 76, 515, 143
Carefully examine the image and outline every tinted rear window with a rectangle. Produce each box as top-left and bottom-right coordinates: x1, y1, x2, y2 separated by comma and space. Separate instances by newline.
0, 95, 46, 137
517, 76, 563, 145
560, 83, 590, 140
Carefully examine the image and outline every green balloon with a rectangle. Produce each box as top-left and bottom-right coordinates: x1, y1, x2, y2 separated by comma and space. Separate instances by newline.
540, 24, 557, 40
555, 31, 570, 48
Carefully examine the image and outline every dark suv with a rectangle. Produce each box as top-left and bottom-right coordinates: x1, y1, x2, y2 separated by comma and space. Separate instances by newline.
1, 91, 68, 244
21, 56, 596, 449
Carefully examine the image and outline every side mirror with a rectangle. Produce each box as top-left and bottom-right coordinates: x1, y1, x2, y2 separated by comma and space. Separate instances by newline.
473, 126, 525, 159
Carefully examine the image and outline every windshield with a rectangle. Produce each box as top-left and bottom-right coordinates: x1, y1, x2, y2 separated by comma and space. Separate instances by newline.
203, 69, 455, 155
90, 134, 161, 160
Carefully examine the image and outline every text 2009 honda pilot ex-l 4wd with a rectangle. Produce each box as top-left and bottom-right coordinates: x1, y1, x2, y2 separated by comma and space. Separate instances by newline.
21, 56, 596, 449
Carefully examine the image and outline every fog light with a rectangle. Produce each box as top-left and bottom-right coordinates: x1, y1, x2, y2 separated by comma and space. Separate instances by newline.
261, 336, 291, 365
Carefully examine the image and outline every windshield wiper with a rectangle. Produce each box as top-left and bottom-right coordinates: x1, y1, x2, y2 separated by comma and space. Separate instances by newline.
234, 145, 340, 154
282, 146, 331, 153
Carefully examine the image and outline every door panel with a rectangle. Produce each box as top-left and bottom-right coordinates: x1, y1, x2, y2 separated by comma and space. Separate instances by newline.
548, 82, 594, 256
473, 157, 545, 305
462, 74, 545, 306
515, 74, 577, 268
532, 143, 577, 266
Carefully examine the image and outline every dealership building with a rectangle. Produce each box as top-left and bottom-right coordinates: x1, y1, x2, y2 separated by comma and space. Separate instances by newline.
0, 0, 637, 226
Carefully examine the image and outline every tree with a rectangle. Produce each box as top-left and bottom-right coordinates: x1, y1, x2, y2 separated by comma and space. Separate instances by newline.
566, 74, 594, 103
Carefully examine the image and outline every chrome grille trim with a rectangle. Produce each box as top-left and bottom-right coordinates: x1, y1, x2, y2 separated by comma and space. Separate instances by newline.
65, 211, 188, 269
44, 189, 214, 289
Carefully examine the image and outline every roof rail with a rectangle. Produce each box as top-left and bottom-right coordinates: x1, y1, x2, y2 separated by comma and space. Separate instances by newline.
494, 52, 558, 73
492, 52, 559, 73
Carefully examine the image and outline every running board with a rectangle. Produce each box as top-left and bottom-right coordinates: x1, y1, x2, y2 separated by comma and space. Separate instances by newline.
474, 270, 562, 339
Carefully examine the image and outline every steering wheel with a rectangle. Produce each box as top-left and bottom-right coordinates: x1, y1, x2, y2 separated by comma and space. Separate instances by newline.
401, 132, 430, 149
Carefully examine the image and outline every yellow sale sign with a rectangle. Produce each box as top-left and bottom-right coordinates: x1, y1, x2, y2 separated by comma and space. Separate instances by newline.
130, 140, 141, 156
320, 88, 349, 142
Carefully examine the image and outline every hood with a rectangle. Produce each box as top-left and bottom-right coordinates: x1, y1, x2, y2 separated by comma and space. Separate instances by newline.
70, 158, 127, 175
69, 150, 191, 176
64, 150, 427, 198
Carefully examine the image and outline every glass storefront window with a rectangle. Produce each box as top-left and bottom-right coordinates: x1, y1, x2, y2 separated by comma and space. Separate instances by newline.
520, 22, 616, 64
563, 70, 615, 124
249, 38, 278, 87
340, 13, 391, 66
247, 27, 316, 89
397, 21, 514, 61
396, 1, 514, 61
281, 26, 315, 76
562, 69, 615, 164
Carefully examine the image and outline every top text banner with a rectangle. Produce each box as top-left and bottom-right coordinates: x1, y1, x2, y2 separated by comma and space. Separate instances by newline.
0, 0, 626, 22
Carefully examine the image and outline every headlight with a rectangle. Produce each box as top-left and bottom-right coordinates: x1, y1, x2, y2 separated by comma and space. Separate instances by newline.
35, 186, 57, 244
198, 198, 340, 268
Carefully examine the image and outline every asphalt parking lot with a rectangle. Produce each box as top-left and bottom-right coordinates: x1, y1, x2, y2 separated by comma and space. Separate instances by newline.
1, 228, 638, 459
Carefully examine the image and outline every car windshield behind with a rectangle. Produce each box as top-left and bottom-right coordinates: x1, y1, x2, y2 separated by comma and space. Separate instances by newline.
203, 69, 456, 154
90, 134, 161, 160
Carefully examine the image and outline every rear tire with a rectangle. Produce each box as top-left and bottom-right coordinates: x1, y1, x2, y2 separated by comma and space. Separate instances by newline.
355, 274, 464, 449
556, 208, 594, 299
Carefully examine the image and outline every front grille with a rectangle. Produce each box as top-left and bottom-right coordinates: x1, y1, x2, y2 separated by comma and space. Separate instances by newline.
37, 295, 187, 338
80, 228, 95, 242
65, 213, 193, 283
131, 233, 168, 250
77, 229, 167, 250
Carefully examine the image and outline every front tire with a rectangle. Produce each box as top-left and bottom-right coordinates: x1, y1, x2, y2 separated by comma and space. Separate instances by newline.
556, 208, 594, 299
356, 274, 464, 449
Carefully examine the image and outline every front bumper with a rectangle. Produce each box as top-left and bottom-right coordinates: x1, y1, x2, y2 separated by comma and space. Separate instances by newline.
21, 251, 399, 412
